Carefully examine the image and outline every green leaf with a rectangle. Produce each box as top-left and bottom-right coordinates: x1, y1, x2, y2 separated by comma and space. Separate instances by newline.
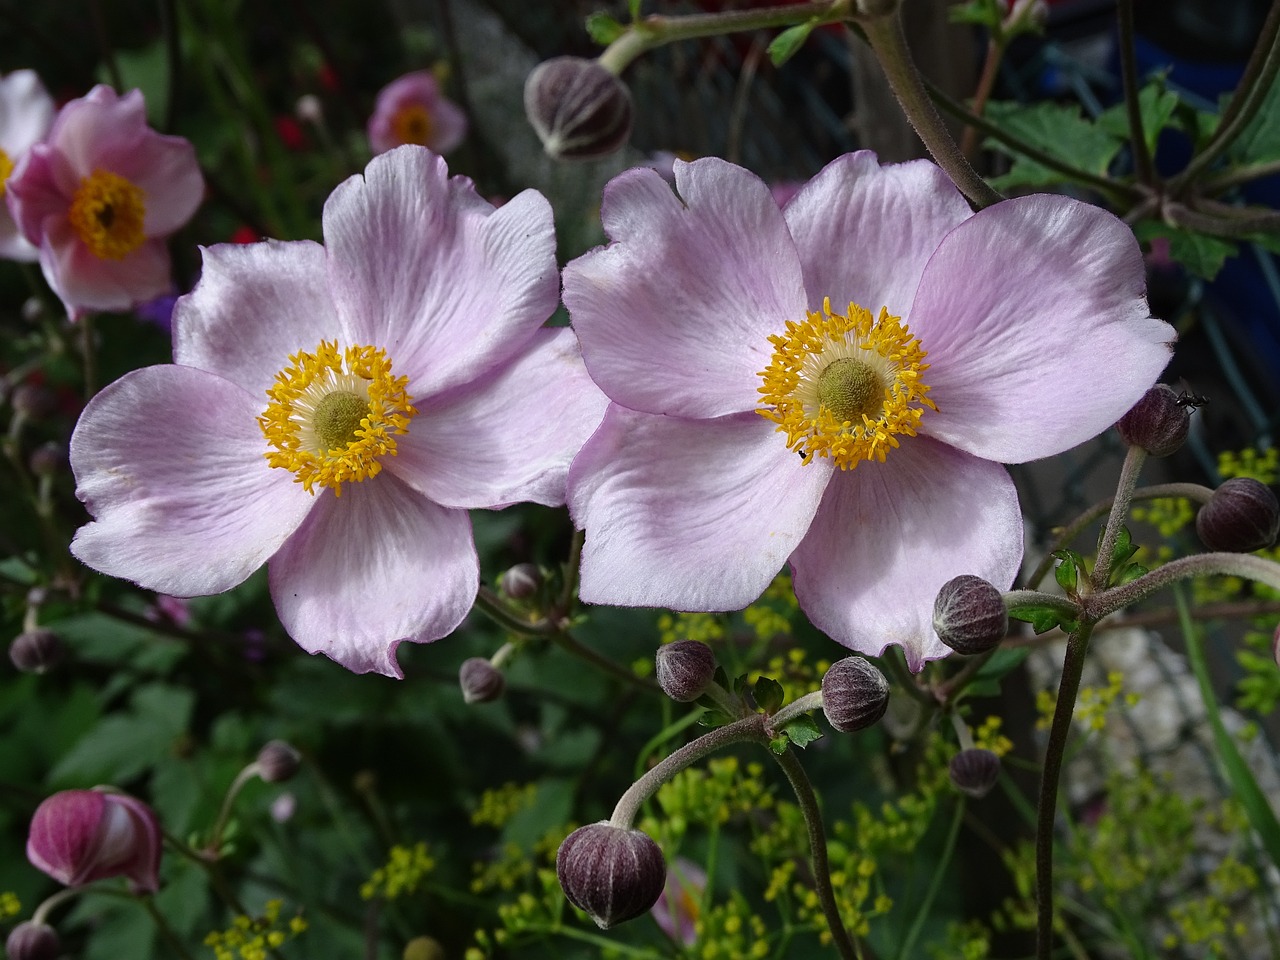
1133, 221, 1238, 280
754, 676, 785, 714
948, 0, 1003, 28
628, 0, 642, 19
1096, 80, 1180, 159
1101, 524, 1140, 575
768, 23, 813, 67
1230, 78, 1280, 164
50, 683, 194, 786
983, 101, 1123, 188
1114, 562, 1149, 585
585, 12, 626, 45
1052, 548, 1084, 594
779, 714, 823, 749
768, 735, 790, 755
1008, 603, 1077, 636
696, 707, 736, 728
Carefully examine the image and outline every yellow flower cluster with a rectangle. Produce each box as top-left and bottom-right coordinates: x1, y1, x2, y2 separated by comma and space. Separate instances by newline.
203, 900, 307, 960
360, 842, 435, 901
658, 611, 725, 646
0, 891, 20, 919
470, 782, 537, 829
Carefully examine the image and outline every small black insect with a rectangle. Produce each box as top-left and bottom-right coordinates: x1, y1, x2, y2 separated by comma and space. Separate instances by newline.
1175, 389, 1209, 410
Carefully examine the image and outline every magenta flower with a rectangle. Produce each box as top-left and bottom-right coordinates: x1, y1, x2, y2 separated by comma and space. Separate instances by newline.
563, 153, 1175, 669
69, 146, 606, 676
26, 789, 162, 893
7, 85, 203, 319
0, 70, 55, 262
367, 71, 467, 156
651, 857, 706, 945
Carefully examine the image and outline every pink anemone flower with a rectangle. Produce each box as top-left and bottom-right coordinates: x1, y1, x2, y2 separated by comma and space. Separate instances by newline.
0, 70, 55, 262
7, 85, 203, 319
563, 153, 1175, 669
27, 788, 162, 893
367, 70, 467, 156
69, 145, 606, 676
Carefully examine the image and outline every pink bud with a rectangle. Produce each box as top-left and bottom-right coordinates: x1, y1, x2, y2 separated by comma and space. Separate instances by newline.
26, 789, 162, 893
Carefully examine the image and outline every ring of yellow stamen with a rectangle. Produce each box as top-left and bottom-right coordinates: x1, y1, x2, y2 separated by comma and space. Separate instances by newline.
0, 149, 13, 197
68, 169, 147, 260
757, 297, 935, 469
259, 341, 416, 495
390, 104, 434, 146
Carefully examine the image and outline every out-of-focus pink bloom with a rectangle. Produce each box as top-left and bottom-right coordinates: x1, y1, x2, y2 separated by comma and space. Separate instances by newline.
563, 153, 1175, 669
651, 857, 705, 945
7, 85, 203, 319
274, 115, 306, 151
367, 71, 467, 156
26, 788, 162, 893
0, 70, 55, 262
68, 146, 606, 676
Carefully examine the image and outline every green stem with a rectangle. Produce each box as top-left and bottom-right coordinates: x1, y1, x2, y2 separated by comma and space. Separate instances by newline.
1204, 158, 1280, 193
883, 648, 935, 706
768, 690, 824, 730
1091, 444, 1147, 592
139, 894, 196, 960
205, 763, 260, 856
473, 585, 553, 636
896, 798, 966, 960
558, 528, 585, 617
1164, 201, 1280, 239
551, 627, 662, 695
1086, 551, 1280, 621
1117, 0, 1156, 186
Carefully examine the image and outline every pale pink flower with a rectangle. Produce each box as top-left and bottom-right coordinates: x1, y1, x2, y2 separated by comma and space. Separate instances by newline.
7, 85, 203, 318
651, 857, 706, 945
0, 70, 54, 262
26, 788, 162, 893
367, 71, 467, 156
563, 153, 1175, 669
69, 146, 606, 676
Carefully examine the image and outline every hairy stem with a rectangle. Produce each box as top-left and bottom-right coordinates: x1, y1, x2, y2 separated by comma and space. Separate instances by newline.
1091, 444, 1147, 591
1117, 0, 1155, 185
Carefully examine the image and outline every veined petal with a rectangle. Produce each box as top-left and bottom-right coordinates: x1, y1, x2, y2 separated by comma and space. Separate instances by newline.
40, 222, 170, 317
389, 327, 608, 509
269, 473, 478, 677
790, 437, 1022, 671
909, 195, 1174, 463
563, 159, 807, 418
570, 406, 831, 610
70, 365, 315, 596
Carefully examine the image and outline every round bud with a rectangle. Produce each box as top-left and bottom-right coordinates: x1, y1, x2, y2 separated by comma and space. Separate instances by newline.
933, 575, 1008, 656
402, 935, 446, 960
524, 57, 633, 160
556, 822, 666, 929
1196, 478, 1280, 553
256, 740, 301, 783
655, 640, 717, 702
459, 657, 505, 704
29, 441, 66, 477
498, 563, 542, 600
5, 922, 60, 960
9, 628, 65, 674
820, 657, 889, 733
10, 382, 56, 420
295, 94, 323, 124
1115, 384, 1191, 457
948, 748, 1001, 798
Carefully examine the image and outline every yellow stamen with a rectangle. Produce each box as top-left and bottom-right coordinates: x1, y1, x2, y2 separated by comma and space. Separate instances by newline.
258, 341, 416, 495
0, 148, 13, 197
68, 169, 146, 260
390, 104, 434, 146
757, 297, 936, 470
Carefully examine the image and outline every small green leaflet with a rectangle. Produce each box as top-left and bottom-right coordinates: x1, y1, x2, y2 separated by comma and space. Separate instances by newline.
1008, 602, 1078, 636
768, 22, 814, 67
778, 714, 823, 750
585, 12, 627, 45
1096, 80, 1180, 159
1053, 548, 1087, 595
754, 676, 785, 714
1133, 221, 1238, 281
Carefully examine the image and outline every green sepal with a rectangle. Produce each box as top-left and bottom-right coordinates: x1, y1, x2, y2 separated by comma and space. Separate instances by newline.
778, 713, 823, 749
1114, 561, 1149, 586
768, 735, 790, 755
1052, 548, 1086, 594
754, 676, 785, 714
585, 12, 627, 44
1008, 602, 1078, 636
768, 23, 813, 67
1101, 524, 1140, 575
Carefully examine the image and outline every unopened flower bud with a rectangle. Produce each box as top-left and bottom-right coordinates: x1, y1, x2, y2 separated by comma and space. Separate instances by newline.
5, 922, 60, 960
1196, 478, 1280, 553
820, 657, 889, 733
556, 822, 666, 929
403, 935, 446, 960
499, 563, 541, 600
26, 788, 162, 893
655, 640, 716, 702
256, 740, 301, 783
524, 57, 633, 160
459, 657, 505, 704
9, 628, 64, 674
948, 748, 1001, 798
1115, 384, 1190, 457
933, 575, 1008, 656
10, 382, 56, 420
29, 441, 65, 477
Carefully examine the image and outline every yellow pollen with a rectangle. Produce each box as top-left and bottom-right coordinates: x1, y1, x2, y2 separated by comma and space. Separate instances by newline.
0, 148, 13, 197
258, 341, 416, 495
68, 169, 147, 260
757, 297, 936, 470
390, 104, 434, 146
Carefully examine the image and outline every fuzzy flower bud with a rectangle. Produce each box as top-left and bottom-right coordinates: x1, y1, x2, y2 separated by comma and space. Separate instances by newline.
29, 441, 65, 477
556, 822, 666, 929
5, 922, 60, 960
948, 748, 1001, 798
26, 788, 162, 893
820, 656, 889, 733
498, 563, 542, 600
459, 657, 505, 704
10, 382, 57, 420
933, 575, 1008, 656
524, 57, 633, 160
655, 640, 717, 702
256, 740, 301, 783
1115, 384, 1190, 457
1196, 478, 1280, 553
9, 628, 65, 674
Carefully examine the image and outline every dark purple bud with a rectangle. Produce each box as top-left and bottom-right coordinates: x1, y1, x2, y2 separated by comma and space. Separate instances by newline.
820, 657, 889, 733
10, 382, 56, 420
1115, 384, 1190, 457
556, 822, 666, 929
9, 628, 65, 674
498, 563, 541, 600
28, 441, 65, 477
27, 789, 162, 893
524, 57, 633, 160
1196, 478, 1280, 553
459, 657, 505, 704
5, 922, 60, 960
933, 575, 1008, 656
655, 640, 717, 702
256, 740, 301, 783
948, 748, 1001, 798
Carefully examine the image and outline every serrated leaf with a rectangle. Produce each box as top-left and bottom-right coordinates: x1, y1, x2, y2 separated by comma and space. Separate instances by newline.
1115, 562, 1149, 585
754, 676, 785, 714
1097, 81, 1180, 159
585, 12, 626, 45
768, 23, 813, 67
1134, 221, 1238, 280
983, 101, 1123, 186
50, 683, 194, 785
1102, 524, 1140, 572
1053, 550, 1078, 594
732, 673, 749, 697
1008, 603, 1075, 635
780, 714, 823, 749
1230, 78, 1280, 164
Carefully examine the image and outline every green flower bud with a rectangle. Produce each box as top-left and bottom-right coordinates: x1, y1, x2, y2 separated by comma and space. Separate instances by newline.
820, 656, 889, 733
556, 822, 666, 929
1196, 478, 1280, 553
933, 575, 1008, 656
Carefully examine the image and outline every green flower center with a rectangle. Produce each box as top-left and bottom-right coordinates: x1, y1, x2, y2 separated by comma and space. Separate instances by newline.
816, 357, 884, 424
313, 391, 370, 450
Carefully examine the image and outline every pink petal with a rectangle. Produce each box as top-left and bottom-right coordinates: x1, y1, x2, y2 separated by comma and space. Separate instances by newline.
123, 134, 203, 236
40, 221, 171, 317
425, 97, 468, 155
389, 327, 608, 508
99, 794, 162, 894
323, 146, 558, 399
6, 144, 74, 246
26, 790, 107, 887
790, 437, 1022, 671
563, 159, 807, 418
70, 365, 315, 596
0, 69, 55, 156
570, 405, 831, 610
47, 86, 146, 181
909, 195, 1174, 463
783, 152, 973, 318
269, 473, 478, 677
174, 240, 341, 397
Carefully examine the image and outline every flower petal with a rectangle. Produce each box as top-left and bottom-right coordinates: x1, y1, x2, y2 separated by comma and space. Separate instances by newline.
0, 69, 55, 156
70, 365, 314, 596
323, 146, 558, 399
570, 405, 831, 610
563, 159, 807, 418
269, 473, 477, 677
789, 437, 1022, 670
909, 195, 1174, 462
389, 327, 607, 508
784, 152, 972, 317
174, 240, 341, 396
40, 222, 171, 317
